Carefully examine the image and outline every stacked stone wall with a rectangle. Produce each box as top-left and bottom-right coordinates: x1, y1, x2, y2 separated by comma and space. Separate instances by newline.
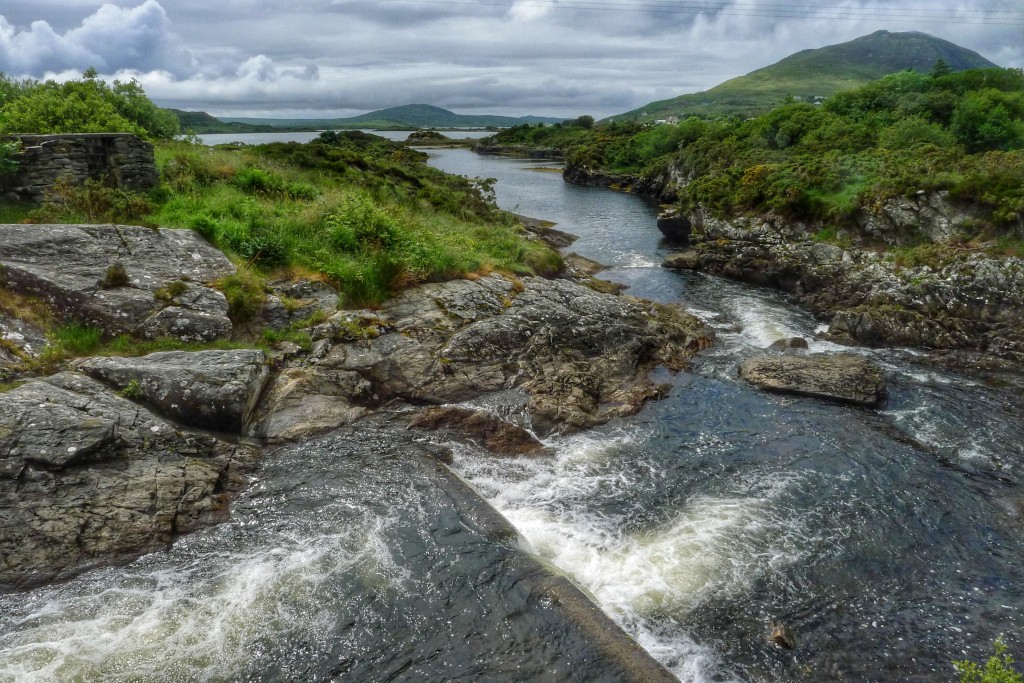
0, 133, 158, 202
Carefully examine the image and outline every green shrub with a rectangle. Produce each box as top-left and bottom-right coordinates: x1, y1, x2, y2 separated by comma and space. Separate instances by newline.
956, 639, 1023, 683
99, 262, 130, 289
35, 177, 153, 223
216, 270, 267, 323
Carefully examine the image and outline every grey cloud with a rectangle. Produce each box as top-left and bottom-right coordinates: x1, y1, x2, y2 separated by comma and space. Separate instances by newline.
2, 0, 1021, 119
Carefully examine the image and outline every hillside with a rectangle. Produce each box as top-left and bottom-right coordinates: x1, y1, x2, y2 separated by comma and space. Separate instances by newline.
212, 104, 566, 132
167, 109, 279, 134
612, 30, 998, 122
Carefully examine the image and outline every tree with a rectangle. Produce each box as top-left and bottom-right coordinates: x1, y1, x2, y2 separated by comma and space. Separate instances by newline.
950, 88, 1024, 152
931, 58, 952, 78
0, 74, 179, 141
572, 115, 595, 129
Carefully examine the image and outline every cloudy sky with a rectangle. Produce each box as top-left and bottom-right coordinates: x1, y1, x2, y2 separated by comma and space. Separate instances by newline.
0, 1, 1022, 119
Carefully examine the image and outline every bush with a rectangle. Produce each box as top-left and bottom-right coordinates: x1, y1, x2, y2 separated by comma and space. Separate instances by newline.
35, 177, 153, 224
0, 72, 179, 140
215, 270, 267, 323
955, 639, 1023, 683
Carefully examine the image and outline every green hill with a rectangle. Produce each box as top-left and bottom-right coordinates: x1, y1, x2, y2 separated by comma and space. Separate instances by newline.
611, 30, 998, 122
167, 109, 278, 134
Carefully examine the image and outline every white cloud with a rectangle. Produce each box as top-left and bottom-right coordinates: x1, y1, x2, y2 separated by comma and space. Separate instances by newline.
0, 1, 195, 77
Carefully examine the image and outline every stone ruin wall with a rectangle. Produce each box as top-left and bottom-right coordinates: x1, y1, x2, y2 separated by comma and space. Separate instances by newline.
0, 133, 159, 203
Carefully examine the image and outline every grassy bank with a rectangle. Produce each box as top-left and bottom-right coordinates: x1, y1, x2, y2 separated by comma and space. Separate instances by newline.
24, 131, 562, 307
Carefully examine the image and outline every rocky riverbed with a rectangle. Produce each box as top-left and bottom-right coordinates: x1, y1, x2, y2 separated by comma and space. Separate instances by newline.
660, 207, 1024, 362
0, 223, 711, 602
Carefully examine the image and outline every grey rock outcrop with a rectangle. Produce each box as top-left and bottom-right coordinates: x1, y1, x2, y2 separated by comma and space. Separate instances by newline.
855, 191, 981, 245
0, 224, 235, 342
662, 209, 1024, 360
739, 353, 887, 407
656, 208, 691, 244
0, 372, 258, 589
77, 349, 270, 432
252, 274, 713, 442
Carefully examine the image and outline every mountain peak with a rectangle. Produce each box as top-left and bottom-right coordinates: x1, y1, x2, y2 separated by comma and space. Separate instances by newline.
611, 30, 998, 122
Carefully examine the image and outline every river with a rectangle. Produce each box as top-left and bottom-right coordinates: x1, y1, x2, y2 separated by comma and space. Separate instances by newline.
422, 149, 1024, 681
0, 141, 1021, 682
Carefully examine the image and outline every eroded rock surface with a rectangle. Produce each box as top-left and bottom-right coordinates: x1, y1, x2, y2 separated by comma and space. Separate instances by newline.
252, 274, 713, 442
409, 406, 552, 457
0, 224, 235, 342
0, 372, 258, 588
663, 209, 1024, 360
739, 353, 887, 407
77, 349, 270, 432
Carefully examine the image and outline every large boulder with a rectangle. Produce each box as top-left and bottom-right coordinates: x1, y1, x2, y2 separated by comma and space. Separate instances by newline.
0, 224, 235, 342
254, 274, 714, 441
77, 349, 270, 432
738, 353, 887, 407
0, 372, 258, 588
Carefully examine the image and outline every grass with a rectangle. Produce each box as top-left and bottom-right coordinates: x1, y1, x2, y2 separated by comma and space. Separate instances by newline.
146, 137, 562, 306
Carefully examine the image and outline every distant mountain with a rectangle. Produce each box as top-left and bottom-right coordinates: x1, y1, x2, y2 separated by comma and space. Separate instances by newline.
611, 30, 999, 122
208, 104, 567, 132
167, 109, 279, 134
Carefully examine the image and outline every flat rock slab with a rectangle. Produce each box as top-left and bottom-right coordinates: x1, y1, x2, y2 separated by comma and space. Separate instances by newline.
0, 224, 235, 341
0, 372, 258, 589
739, 353, 887, 407
77, 349, 270, 432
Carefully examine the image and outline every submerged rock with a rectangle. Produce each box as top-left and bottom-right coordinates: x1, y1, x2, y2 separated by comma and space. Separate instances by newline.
739, 353, 887, 407
0, 224, 235, 342
769, 621, 797, 650
409, 406, 552, 457
77, 349, 270, 432
768, 336, 809, 351
0, 372, 258, 589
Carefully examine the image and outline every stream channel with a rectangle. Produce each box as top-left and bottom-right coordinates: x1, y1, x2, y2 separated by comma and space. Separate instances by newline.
0, 145, 1022, 682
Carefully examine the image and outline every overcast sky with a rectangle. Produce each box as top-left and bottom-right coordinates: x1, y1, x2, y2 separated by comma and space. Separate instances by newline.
0, 1, 1021, 119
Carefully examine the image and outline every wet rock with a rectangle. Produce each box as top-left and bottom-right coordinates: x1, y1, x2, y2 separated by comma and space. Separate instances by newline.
656, 208, 691, 244
409, 406, 552, 457
0, 224, 235, 342
739, 353, 887, 407
662, 250, 702, 270
517, 214, 579, 249
77, 349, 270, 432
275, 274, 712, 438
663, 208, 1024, 360
248, 366, 372, 442
0, 372, 258, 589
769, 621, 797, 650
768, 336, 809, 351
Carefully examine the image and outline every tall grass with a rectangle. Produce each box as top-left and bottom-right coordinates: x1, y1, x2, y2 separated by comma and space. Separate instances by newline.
150, 138, 561, 306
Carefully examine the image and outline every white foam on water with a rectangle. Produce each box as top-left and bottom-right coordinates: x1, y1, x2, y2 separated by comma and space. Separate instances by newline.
0, 517, 399, 683
455, 429, 811, 683
621, 252, 659, 268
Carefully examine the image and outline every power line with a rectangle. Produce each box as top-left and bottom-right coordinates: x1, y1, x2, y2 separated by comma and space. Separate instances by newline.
380, 0, 1024, 26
